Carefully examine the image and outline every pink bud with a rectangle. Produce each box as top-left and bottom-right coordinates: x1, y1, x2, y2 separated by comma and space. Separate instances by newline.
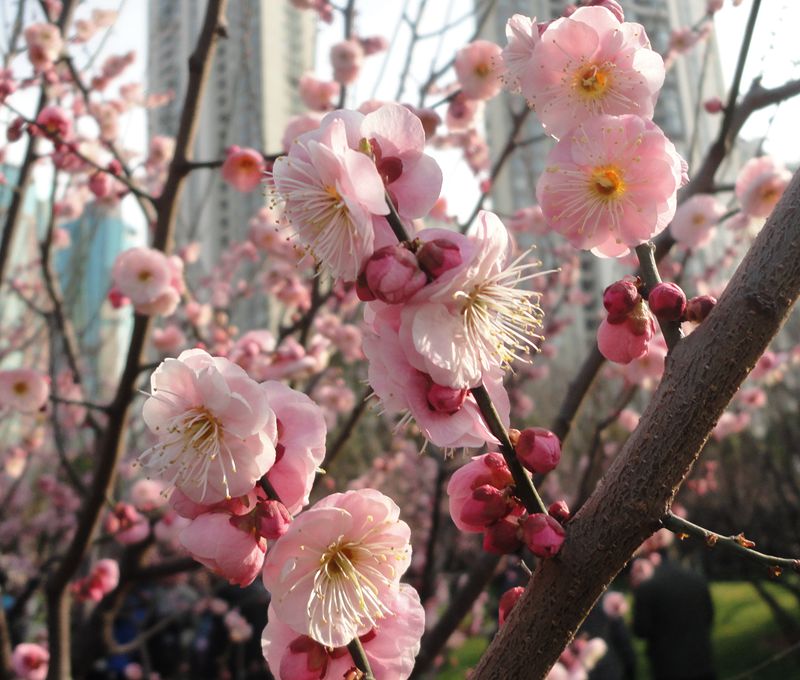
603, 280, 640, 323
255, 500, 292, 540
548, 500, 571, 522
685, 295, 717, 323
597, 315, 654, 365
483, 513, 523, 554
460, 485, 510, 528
426, 382, 468, 415
498, 586, 525, 626
108, 288, 129, 309
417, 238, 462, 279
7, 117, 25, 141
704, 96, 724, 113
648, 282, 687, 322
356, 245, 427, 304
516, 428, 561, 475
521, 513, 565, 558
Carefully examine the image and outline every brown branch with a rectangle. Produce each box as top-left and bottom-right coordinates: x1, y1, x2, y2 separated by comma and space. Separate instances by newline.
43, 3, 229, 678
471, 167, 800, 678
662, 513, 800, 575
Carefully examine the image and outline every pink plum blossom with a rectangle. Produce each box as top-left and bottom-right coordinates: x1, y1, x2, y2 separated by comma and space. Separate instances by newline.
24, 23, 63, 71
139, 349, 277, 504
221, 146, 265, 192
363, 303, 510, 449
446, 93, 482, 131
105, 502, 150, 544
524, 7, 664, 137
447, 452, 516, 533
398, 211, 544, 388
670, 194, 725, 248
455, 40, 504, 100
0, 369, 49, 412
179, 510, 266, 586
262, 381, 326, 514
261, 583, 424, 680
272, 113, 388, 280
262, 489, 412, 648
734, 156, 791, 218
537, 115, 684, 256
34, 105, 71, 140
500, 15, 542, 96
509, 205, 547, 235
71, 558, 120, 602
12, 643, 49, 680
298, 73, 340, 111
330, 39, 363, 85
281, 112, 323, 151
111, 247, 184, 317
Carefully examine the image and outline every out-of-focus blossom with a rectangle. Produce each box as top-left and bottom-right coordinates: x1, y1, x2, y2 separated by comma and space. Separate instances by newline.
0, 369, 49, 412
735, 156, 791, 218
455, 40, 504, 100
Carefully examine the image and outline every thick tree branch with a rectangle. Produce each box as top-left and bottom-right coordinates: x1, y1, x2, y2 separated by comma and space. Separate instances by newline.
472, 168, 800, 678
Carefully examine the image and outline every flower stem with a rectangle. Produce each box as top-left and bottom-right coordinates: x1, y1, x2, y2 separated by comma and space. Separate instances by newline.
471, 384, 548, 515
347, 637, 376, 679
385, 192, 411, 243
634, 242, 683, 350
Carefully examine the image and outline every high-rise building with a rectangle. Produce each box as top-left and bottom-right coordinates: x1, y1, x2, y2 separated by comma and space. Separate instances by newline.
147, 0, 316, 264
482, 0, 732, 361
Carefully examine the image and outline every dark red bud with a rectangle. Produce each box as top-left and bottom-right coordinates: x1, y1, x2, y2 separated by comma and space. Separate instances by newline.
603, 280, 640, 323
498, 586, 525, 626
483, 514, 523, 555
516, 428, 561, 475
684, 295, 717, 323
648, 282, 687, 322
426, 382, 468, 415
548, 500, 571, 522
417, 238, 462, 279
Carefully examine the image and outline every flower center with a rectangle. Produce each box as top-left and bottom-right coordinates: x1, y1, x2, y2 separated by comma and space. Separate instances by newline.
475, 62, 491, 77
590, 166, 626, 200
575, 63, 610, 98
456, 257, 545, 370
137, 269, 153, 282
12, 381, 28, 395
692, 213, 707, 226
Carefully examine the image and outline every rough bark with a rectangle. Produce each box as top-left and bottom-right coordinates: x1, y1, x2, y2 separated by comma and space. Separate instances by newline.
472, 169, 800, 679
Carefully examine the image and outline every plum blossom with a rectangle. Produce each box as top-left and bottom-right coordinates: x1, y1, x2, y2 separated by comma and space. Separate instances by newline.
298, 73, 340, 111
0, 369, 49, 412
363, 304, 510, 450
537, 115, 684, 256
500, 14, 541, 96
24, 23, 63, 71
11, 643, 49, 680
262, 381, 326, 514
179, 510, 266, 586
272, 114, 388, 280
261, 583, 424, 680
273, 104, 442, 280
670, 194, 725, 248
523, 7, 664, 137
455, 40, 504, 100
734, 156, 791, 218
262, 489, 412, 648
221, 146, 265, 192
330, 39, 363, 85
111, 247, 184, 317
399, 211, 544, 388
138, 349, 277, 503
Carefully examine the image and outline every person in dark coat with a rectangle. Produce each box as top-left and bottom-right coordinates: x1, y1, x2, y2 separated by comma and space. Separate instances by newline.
633, 558, 716, 680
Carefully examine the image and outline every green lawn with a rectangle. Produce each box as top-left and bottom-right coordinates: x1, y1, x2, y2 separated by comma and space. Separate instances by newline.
439, 581, 800, 679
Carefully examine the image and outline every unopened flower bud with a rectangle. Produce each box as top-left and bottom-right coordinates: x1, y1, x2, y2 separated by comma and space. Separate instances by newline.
516, 428, 561, 474
648, 282, 687, 322
7, 117, 25, 141
521, 513, 565, 558
684, 295, 716, 323
108, 287, 129, 309
417, 238, 462, 279
548, 499, 571, 522
460, 485, 510, 528
603, 280, 640, 323
426, 382, 468, 415
704, 97, 723, 113
498, 586, 525, 626
356, 245, 427, 304
255, 499, 292, 540
483, 513, 522, 554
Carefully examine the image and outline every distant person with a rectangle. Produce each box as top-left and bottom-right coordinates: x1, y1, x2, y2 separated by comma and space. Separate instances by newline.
581, 591, 637, 680
633, 557, 716, 680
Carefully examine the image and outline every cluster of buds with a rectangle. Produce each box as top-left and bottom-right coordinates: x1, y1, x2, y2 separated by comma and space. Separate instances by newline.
598, 278, 716, 364
447, 445, 568, 558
